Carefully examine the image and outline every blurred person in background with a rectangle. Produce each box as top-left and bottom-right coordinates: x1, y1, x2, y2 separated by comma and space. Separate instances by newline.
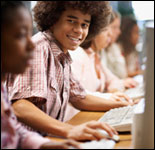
101, 11, 138, 88
117, 16, 142, 77
102, 11, 127, 79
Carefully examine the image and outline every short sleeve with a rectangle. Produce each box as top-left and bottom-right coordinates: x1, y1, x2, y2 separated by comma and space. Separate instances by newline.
6, 39, 50, 103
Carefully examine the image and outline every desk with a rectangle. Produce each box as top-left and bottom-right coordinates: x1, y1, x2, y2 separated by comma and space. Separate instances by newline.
48, 111, 133, 149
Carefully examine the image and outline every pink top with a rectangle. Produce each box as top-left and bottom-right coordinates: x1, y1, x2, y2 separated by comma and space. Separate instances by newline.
6, 30, 86, 122
69, 47, 125, 93
69, 47, 105, 92
1, 83, 50, 149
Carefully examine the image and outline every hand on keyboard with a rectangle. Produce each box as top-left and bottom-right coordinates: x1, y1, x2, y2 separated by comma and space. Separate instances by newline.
133, 98, 141, 104
110, 92, 134, 105
125, 84, 144, 100
123, 78, 139, 89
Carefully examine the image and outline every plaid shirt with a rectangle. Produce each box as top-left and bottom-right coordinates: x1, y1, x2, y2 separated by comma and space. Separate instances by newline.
1, 83, 50, 149
7, 30, 86, 122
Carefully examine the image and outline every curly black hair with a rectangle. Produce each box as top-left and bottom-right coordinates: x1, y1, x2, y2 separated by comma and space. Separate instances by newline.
33, 1, 111, 42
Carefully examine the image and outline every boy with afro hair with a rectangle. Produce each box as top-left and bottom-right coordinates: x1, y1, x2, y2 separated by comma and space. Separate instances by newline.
7, 1, 131, 141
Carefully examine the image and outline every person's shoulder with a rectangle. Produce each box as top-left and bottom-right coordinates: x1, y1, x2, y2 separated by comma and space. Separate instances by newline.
33, 31, 55, 49
69, 46, 87, 59
32, 32, 52, 54
115, 42, 124, 51
32, 32, 48, 45
108, 43, 120, 50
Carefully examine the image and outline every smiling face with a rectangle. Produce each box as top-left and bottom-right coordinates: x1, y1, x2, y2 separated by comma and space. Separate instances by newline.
1, 7, 35, 75
51, 9, 91, 53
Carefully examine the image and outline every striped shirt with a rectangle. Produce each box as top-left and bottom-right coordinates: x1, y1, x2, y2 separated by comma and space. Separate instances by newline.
6, 30, 86, 122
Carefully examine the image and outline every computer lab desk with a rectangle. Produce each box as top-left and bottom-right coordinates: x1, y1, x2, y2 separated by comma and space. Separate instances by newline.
47, 111, 133, 149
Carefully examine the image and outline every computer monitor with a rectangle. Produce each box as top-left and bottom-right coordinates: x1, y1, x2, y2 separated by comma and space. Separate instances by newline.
132, 22, 154, 148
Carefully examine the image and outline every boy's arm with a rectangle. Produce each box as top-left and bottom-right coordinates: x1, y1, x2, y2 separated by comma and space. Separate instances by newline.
71, 94, 132, 111
12, 99, 118, 141
12, 99, 73, 137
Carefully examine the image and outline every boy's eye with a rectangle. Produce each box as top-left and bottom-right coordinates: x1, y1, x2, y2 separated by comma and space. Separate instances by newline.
67, 19, 89, 29
82, 23, 88, 29
67, 20, 75, 23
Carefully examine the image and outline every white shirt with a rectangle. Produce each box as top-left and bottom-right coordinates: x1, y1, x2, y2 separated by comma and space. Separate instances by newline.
69, 47, 106, 92
101, 43, 128, 79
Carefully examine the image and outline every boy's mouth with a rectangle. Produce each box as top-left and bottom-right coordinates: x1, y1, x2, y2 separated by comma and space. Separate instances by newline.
67, 35, 82, 45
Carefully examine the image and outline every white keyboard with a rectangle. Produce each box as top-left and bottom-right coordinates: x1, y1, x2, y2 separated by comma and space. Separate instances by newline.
125, 84, 144, 100
98, 105, 136, 132
98, 99, 145, 132
80, 139, 115, 149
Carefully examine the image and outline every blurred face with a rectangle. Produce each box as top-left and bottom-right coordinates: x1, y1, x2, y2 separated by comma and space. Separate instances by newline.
110, 18, 121, 43
1, 7, 35, 75
51, 9, 91, 53
130, 24, 139, 46
93, 26, 112, 51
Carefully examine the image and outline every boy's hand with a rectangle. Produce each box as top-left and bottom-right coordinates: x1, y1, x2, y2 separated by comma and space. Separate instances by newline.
67, 121, 117, 141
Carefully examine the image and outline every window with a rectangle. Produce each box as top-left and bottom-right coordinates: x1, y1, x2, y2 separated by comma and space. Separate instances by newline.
132, 1, 154, 21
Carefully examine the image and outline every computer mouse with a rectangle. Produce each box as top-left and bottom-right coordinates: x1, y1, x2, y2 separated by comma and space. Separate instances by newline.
97, 129, 120, 142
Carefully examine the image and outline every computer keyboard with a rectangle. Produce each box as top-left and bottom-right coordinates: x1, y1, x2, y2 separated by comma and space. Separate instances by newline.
80, 139, 115, 149
98, 105, 137, 132
98, 98, 145, 132
125, 84, 145, 100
